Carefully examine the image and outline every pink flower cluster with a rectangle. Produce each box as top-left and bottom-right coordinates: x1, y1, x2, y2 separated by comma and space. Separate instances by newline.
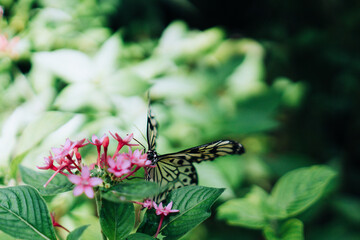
133, 199, 180, 237
107, 147, 152, 180
153, 201, 180, 237
38, 138, 88, 188
38, 132, 152, 199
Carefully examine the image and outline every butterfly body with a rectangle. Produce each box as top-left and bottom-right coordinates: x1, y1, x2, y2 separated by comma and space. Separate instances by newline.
145, 106, 245, 201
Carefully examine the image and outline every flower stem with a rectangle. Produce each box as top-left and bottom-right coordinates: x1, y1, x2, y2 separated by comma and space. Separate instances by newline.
119, 166, 140, 181
44, 168, 62, 187
154, 215, 164, 238
95, 190, 107, 240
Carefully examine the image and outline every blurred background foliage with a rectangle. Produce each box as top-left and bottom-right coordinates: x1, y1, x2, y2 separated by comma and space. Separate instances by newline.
0, 0, 359, 239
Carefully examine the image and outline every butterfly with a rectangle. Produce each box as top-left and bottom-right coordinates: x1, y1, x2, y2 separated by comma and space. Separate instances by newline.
145, 106, 245, 202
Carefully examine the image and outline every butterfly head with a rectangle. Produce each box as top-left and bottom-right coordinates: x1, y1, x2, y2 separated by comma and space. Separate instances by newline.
146, 149, 158, 165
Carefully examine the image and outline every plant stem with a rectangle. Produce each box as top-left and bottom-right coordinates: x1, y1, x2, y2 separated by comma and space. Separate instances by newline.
154, 215, 164, 238
95, 190, 107, 240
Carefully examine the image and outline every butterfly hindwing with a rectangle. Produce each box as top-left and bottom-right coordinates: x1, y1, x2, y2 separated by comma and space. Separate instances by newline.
147, 156, 198, 202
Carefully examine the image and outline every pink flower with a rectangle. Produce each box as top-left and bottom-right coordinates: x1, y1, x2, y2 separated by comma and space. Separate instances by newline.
0, 34, 19, 56
127, 148, 151, 167
89, 134, 108, 147
132, 198, 153, 209
153, 201, 179, 216
152, 201, 179, 238
142, 199, 153, 209
73, 138, 88, 149
110, 132, 138, 151
89, 134, 109, 167
107, 154, 132, 177
37, 155, 56, 170
52, 138, 76, 160
68, 166, 103, 198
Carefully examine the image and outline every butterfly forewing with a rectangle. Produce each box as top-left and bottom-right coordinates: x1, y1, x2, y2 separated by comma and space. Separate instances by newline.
146, 107, 158, 151
158, 140, 245, 163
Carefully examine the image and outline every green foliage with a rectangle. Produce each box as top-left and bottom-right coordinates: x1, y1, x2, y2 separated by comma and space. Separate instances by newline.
217, 166, 337, 239
0, 186, 56, 240
0, 1, 354, 239
126, 233, 155, 240
20, 165, 74, 195
102, 181, 163, 201
140, 186, 224, 239
100, 199, 135, 240
66, 225, 90, 240
217, 186, 268, 229
267, 165, 337, 218
162, 186, 225, 239
263, 219, 304, 240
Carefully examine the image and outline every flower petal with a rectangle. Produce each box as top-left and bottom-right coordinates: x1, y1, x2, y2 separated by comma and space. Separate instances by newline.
84, 186, 95, 198
89, 177, 103, 186
108, 158, 116, 168
81, 166, 90, 178
73, 185, 85, 196
68, 174, 82, 184
91, 135, 99, 143
166, 201, 173, 210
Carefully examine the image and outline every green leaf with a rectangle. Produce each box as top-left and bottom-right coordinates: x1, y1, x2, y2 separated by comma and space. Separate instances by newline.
0, 230, 16, 240
126, 233, 155, 240
67, 225, 90, 240
15, 111, 74, 155
333, 196, 360, 224
0, 185, 56, 240
100, 199, 135, 240
33, 50, 92, 83
9, 111, 73, 178
217, 186, 268, 229
9, 151, 29, 179
102, 181, 163, 201
160, 186, 224, 240
279, 219, 304, 240
20, 165, 74, 196
267, 165, 337, 218
263, 219, 304, 240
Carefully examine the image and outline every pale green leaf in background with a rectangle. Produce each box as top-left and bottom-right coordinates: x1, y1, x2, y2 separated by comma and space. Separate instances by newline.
217, 186, 268, 229
267, 165, 337, 218
66, 225, 90, 240
15, 111, 74, 155
263, 219, 304, 240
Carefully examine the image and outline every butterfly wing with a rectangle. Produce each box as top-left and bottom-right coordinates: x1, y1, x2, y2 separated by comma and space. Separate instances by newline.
146, 106, 158, 151
159, 140, 245, 163
147, 156, 198, 202
147, 140, 245, 201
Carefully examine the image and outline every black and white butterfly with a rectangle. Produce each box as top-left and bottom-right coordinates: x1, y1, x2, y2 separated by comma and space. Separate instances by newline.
145, 106, 245, 201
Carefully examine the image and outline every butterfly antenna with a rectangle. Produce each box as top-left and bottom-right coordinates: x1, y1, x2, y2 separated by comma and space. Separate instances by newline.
133, 137, 146, 149
133, 125, 147, 142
